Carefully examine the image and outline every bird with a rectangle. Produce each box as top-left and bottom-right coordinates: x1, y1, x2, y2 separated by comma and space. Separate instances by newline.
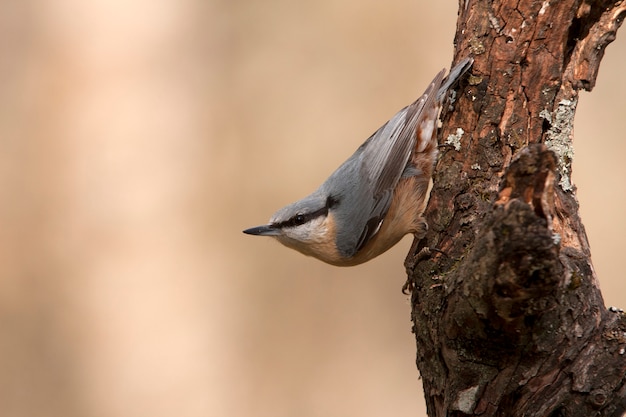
243, 57, 473, 266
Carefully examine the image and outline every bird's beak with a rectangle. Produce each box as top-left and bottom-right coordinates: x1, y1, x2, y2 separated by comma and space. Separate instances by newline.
243, 224, 281, 236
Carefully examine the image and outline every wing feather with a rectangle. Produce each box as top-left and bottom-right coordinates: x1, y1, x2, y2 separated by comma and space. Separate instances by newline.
328, 58, 473, 258
352, 69, 447, 252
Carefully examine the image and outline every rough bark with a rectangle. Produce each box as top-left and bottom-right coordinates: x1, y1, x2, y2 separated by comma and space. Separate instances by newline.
403, 1, 626, 416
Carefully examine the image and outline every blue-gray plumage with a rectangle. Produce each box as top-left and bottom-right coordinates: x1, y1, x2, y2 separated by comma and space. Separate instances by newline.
244, 57, 473, 265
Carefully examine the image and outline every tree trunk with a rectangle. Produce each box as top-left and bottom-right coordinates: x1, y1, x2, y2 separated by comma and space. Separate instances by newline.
404, 0, 626, 416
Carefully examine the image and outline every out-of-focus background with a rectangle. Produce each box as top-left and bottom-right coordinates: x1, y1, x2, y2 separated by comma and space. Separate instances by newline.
0, 1, 624, 416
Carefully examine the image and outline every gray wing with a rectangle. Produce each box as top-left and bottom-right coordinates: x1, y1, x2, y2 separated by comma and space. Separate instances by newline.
352, 58, 474, 253
352, 69, 446, 252
327, 58, 473, 258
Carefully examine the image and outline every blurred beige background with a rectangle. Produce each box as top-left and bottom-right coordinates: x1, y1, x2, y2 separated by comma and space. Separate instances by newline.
0, 1, 624, 417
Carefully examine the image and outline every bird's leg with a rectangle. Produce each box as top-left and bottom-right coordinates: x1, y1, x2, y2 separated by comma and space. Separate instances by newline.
402, 221, 448, 294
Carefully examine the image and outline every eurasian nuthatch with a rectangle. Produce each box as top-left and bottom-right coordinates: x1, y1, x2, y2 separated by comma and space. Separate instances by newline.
244, 57, 473, 266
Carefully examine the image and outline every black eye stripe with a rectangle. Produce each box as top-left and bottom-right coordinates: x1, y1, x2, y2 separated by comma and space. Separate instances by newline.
274, 195, 338, 229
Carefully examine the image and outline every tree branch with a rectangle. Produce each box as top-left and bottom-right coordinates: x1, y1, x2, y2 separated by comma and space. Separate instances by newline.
404, 1, 626, 415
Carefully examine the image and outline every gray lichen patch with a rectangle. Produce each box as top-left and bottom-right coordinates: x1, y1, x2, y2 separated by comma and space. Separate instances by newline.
540, 99, 577, 191
445, 127, 465, 151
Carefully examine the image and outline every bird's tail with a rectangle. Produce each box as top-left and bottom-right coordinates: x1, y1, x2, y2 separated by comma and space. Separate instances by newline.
437, 56, 474, 102
409, 56, 473, 179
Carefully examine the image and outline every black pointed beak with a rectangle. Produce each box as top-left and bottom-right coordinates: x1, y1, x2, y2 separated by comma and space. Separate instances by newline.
243, 224, 281, 236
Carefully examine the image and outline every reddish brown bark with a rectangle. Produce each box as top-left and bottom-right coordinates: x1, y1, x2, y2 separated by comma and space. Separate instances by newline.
404, 1, 626, 416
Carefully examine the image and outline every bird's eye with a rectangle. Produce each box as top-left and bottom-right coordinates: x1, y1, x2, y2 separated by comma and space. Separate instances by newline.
294, 214, 306, 225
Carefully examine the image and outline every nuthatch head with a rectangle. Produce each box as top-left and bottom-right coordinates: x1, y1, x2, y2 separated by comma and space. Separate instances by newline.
244, 57, 473, 266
